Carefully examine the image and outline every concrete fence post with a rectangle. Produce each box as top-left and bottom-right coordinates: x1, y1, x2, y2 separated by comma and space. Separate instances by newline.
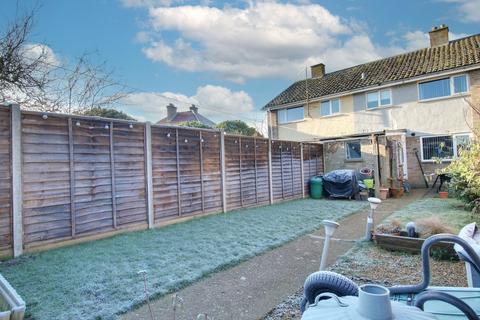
10, 104, 23, 257
220, 131, 227, 213
144, 122, 154, 228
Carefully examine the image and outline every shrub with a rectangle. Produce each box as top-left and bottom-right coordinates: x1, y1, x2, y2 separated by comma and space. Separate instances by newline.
447, 142, 480, 214
415, 217, 455, 238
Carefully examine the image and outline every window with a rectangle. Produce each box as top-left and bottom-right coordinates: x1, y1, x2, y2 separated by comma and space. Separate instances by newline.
346, 140, 362, 160
419, 74, 468, 100
453, 75, 468, 94
366, 89, 391, 109
420, 134, 471, 161
277, 106, 304, 124
320, 99, 340, 116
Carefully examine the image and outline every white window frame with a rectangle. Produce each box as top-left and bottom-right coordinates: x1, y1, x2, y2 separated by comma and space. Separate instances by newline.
365, 88, 392, 110
277, 106, 304, 124
345, 140, 362, 160
419, 133, 472, 162
418, 74, 469, 102
320, 98, 341, 117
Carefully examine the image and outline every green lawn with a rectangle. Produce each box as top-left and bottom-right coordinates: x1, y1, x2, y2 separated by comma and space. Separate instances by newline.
382, 197, 477, 233
0, 199, 366, 320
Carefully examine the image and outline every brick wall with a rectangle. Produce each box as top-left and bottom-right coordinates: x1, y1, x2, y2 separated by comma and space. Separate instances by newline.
324, 138, 376, 173
405, 136, 449, 188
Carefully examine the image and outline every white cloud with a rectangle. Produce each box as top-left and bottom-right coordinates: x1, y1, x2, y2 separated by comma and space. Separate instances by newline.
140, 2, 356, 82
22, 43, 59, 68
119, 85, 264, 128
443, 0, 480, 22
402, 30, 469, 51
137, 2, 470, 83
120, 0, 179, 7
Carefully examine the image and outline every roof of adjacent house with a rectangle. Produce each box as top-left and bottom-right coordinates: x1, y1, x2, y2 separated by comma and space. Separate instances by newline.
157, 110, 216, 126
263, 34, 480, 110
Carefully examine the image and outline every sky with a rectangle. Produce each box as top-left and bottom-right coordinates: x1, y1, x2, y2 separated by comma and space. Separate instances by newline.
2, 0, 480, 129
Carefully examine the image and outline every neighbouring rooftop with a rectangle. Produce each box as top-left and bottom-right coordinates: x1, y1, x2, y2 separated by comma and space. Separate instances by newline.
264, 28, 480, 109
157, 103, 216, 126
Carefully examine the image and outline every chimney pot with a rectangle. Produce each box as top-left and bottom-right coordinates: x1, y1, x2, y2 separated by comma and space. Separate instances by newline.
190, 104, 198, 114
166, 103, 177, 121
429, 24, 449, 47
310, 63, 325, 78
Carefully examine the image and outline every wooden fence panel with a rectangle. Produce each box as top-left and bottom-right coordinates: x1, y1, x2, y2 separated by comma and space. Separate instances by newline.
240, 137, 256, 206
291, 142, 303, 197
255, 138, 270, 204
303, 143, 324, 196
1, 106, 327, 254
225, 136, 242, 210
113, 122, 147, 227
22, 115, 72, 244
178, 129, 202, 216
281, 142, 294, 198
0, 108, 11, 250
73, 120, 114, 235
271, 141, 284, 201
151, 127, 179, 220
201, 131, 222, 212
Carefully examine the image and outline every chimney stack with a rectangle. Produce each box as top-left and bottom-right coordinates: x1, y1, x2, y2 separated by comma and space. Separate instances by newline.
311, 63, 325, 78
429, 24, 449, 47
190, 104, 198, 114
166, 103, 177, 120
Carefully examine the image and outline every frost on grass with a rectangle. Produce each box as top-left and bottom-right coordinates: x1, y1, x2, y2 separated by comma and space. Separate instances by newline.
0, 199, 365, 320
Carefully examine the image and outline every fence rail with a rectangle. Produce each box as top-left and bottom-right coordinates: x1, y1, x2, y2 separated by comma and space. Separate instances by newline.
0, 105, 323, 257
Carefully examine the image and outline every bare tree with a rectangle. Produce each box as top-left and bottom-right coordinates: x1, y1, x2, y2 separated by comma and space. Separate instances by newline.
0, 9, 129, 113
60, 53, 129, 114
0, 9, 53, 104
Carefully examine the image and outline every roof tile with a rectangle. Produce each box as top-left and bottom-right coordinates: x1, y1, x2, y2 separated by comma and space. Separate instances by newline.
264, 34, 480, 109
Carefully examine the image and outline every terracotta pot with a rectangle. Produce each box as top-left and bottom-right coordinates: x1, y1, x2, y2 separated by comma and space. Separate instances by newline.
439, 191, 449, 199
379, 188, 389, 200
389, 188, 404, 198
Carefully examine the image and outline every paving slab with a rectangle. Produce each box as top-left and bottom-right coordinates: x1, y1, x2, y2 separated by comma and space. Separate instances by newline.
121, 190, 427, 320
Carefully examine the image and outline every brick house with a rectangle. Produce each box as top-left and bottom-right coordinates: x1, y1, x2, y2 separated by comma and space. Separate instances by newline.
263, 25, 480, 189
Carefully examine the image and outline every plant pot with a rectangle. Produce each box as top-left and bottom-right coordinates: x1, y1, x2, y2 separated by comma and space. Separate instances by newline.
379, 188, 389, 200
389, 188, 404, 198
439, 191, 449, 199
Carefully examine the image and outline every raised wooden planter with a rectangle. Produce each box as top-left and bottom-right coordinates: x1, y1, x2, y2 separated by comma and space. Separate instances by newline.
374, 233, 456, 255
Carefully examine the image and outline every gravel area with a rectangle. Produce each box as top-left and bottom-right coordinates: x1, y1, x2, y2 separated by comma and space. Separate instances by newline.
263, 242, 467, 320
263, 197, 471, 320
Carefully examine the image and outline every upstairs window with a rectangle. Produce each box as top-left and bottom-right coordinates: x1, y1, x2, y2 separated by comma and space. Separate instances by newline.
277, 106, 304, 124
345, 140, 362, 160
366, 89, 391, 109
420, 134, 471, 161
320, 99, 340, 116
453, 75, 468, 94
419, 74, 468, 100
